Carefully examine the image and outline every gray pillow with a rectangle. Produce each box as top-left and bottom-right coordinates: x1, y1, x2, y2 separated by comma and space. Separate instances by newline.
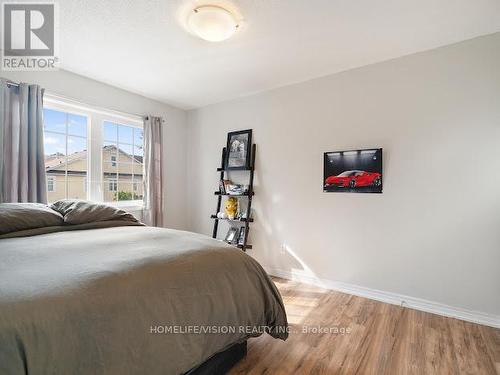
50, 199, 139, 225
0, 203, 64, 235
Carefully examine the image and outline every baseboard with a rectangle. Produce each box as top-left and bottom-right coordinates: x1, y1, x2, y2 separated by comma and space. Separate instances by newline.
264, 267, 500, 329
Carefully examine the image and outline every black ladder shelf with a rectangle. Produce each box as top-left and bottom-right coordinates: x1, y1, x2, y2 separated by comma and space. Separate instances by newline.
211, 144, 256, 251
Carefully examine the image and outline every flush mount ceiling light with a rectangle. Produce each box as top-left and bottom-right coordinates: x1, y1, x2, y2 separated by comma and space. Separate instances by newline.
187, 5, 239, 42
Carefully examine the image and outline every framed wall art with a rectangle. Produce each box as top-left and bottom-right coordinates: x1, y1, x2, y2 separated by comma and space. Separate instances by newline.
324, 148, 383, 193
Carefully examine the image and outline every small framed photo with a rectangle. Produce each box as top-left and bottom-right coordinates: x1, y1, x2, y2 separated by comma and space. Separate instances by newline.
219, 180, 226, 194
225, 227, 239, 243
223, 179, 232, 192
237, 227, 246, 245
225, 129, 252, 170
227, 184, 244, 195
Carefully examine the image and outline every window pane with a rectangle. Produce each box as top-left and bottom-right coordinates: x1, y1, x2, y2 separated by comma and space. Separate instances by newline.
44, 130, 67, 203
44, 132, 66, 157
103, 142, 117, 162
46, 173, 66, 202
103, 122, 117, 142
117, 162, 134, 175
133, 178, 143, 199
133, 161, 143, 176
133, 145, 143, 159
43, 108, 88, 203
67, 136, 87, 201
103, 167, 118, 180
103, 179, 118, 202
103, 163, 117, 178
119, 144, 133, 160
43, 108, 66, 133
118, 125, 133, 145
67, 177, 87, 200
116, 182, 136, 201
103, 162, 117, 174
68, 114, 87, 137
101, 121, 144, 204
103, 139, 117, 202
133, 128, 143, 146
67, 136, 87, 156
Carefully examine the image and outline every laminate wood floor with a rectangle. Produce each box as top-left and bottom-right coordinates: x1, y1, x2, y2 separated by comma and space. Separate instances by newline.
229, 277, 500, 375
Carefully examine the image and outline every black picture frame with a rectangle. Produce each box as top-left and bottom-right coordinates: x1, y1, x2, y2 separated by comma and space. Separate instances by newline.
219, 180, 226, 194
225, 129, 252, 170
237, 227, 246, 246
225, 227, 239, 244
323, 148, 383, 193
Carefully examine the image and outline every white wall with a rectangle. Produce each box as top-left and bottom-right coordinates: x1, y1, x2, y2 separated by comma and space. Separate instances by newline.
1, 69, 188, 230
187, 33, 500, 318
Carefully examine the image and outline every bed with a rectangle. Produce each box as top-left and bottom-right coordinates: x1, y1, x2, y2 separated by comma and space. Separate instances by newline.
0, 201, 288, 374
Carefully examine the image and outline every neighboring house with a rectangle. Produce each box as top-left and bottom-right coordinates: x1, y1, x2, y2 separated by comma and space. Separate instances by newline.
46, 145, 143, 202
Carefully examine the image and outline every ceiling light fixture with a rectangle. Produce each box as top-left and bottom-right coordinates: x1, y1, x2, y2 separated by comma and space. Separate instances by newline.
187, 5, 239, 42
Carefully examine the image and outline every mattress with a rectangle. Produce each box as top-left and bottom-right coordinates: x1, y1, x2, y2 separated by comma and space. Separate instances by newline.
0, 224, 288, 374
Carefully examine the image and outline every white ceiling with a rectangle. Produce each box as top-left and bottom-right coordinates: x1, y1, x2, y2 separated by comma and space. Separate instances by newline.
58, 0, 500, 109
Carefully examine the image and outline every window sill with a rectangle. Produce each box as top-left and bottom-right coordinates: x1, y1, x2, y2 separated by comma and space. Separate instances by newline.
107, 200, 144, 211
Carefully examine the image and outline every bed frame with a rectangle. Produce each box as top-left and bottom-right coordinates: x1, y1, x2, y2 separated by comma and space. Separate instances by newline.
184, 341, 247, 375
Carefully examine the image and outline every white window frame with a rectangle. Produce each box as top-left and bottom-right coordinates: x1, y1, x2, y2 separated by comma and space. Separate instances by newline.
99, 117, 144, 208
108, 178, 117, 192
43, 104, 90, 200
47, 176, 55, 192
43, 95, 144, 210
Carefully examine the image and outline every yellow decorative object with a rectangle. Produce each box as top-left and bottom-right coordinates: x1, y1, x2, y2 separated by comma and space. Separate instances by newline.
224, 197, 238, 220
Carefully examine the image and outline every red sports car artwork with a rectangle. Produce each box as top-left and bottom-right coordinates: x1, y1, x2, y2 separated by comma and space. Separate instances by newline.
324, 170, 382, 188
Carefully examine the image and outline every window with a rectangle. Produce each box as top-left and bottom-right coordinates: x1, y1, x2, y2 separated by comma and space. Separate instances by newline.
43, 97, 144, 207
102, 121, 143, 203
47, 176, 55, 192
108, 178, 117, 192
43, 108, 88, 202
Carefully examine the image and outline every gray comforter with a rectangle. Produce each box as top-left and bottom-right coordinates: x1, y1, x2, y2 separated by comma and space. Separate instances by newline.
0, 225, 288, 374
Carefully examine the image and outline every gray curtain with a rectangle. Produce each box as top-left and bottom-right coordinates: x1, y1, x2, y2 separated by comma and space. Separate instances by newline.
0, 79, 46, 203
143, 115, 163, 227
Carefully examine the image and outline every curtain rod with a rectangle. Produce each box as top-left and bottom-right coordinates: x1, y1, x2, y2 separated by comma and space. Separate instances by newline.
46, 93, 166, 123
3, 78, 165, 123
45, 92, 145, 122
5, 80, 19, 87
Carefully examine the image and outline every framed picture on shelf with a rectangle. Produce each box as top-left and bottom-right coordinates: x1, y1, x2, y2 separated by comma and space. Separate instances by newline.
225, 129, 252, 170
219, 180, 226, 194
237, 227, 246, 245
223, 179, 232, 192
224, 227, 239, 244
227, 184, 244, 195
